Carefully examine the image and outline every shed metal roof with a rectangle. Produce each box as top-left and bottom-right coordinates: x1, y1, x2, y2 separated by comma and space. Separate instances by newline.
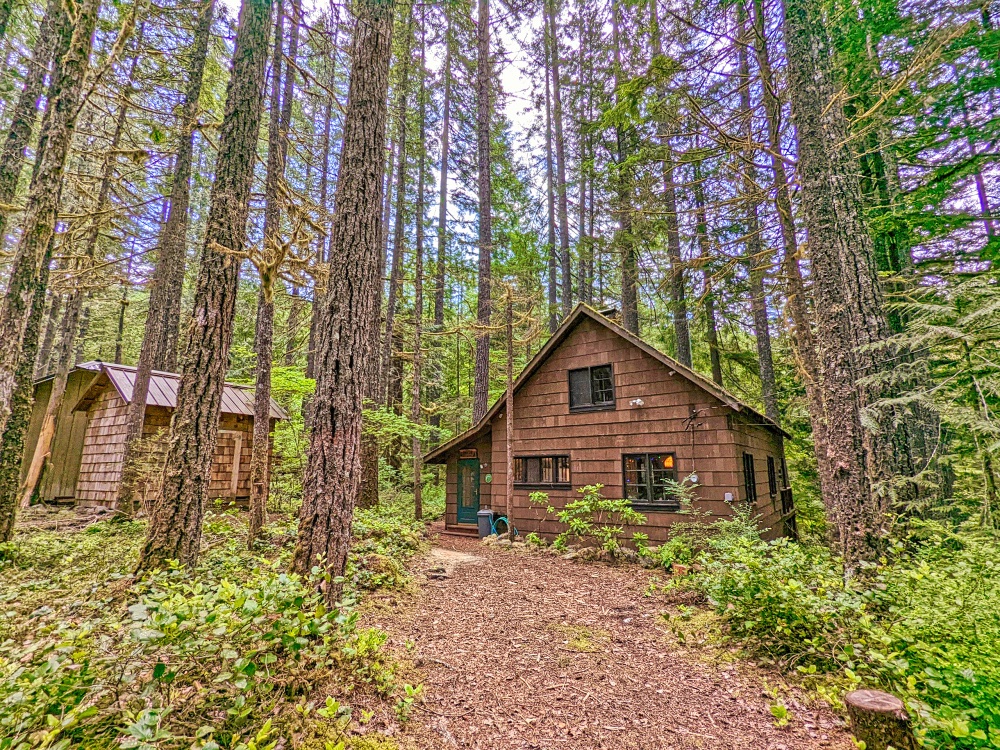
71, 361, 287, 420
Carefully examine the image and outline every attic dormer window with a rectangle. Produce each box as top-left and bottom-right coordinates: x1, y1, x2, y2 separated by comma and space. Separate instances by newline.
568, 364, 615, 411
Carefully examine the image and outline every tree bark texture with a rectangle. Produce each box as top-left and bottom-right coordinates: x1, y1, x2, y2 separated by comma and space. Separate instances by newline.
21, 24, 141, 508
472, 0, 492, 422
291, 0, 395, 599
0, 241, 52, 540
35, 292, 61, 377
783, 0, 910, 567
0, 0, 62, 254
545, 0, 571, 318
649, 0, 691, 367
693, 165, 724, 387
0, 0, 99, 438
427, 9, 450, 436
433, 13, 450, 333
611, 2, 638, 334
249, 0, 299, 545
137, 0, 273, 572
544, 24, 557, 334
504, 293, 514, 534
383, 5, 412, 432
411, 7, 426, 521
117, 0, 214, 515
752, 0, 828, 480
844, 690, 918, 750
737, 4, 778, 424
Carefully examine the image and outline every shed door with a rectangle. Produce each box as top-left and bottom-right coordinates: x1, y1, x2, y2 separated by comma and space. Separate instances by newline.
456, 458, 480, 524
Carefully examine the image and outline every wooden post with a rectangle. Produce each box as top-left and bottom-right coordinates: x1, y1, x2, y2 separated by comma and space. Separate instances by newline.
845, 690, 918, 750
505, 290, 514, 539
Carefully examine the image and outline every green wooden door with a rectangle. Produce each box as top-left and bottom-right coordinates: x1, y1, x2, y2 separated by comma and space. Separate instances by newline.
456, 458, 480, 524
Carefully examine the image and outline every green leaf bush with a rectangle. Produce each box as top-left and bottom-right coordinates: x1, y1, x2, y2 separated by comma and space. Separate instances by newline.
0, 509, 422, 750
529, 484, 647, 553
679, 510, 1000, 749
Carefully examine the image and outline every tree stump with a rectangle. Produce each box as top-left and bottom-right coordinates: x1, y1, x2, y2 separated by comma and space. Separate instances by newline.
845, 690, 918, 750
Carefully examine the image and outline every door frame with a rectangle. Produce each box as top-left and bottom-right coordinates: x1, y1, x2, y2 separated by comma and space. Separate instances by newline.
456, 458, 480, 524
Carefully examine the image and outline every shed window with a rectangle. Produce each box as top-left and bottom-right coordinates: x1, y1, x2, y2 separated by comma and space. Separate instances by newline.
743, 452, 758, 503
513, 456, 570, 487
568, 364, 615, 410
767, 456, 778, 497
623, 453, 678, 507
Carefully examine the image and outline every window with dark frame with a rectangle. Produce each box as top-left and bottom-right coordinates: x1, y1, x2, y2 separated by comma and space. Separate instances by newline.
568, 364, 615, 410
767, 456, 778, 497
743, 452, 758, 503
512, 455, 571, 487
622, 453, 679, 506
779, 456, 789, 488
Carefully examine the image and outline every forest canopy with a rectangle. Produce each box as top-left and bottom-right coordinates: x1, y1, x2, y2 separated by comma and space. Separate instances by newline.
0, 0, 998, 746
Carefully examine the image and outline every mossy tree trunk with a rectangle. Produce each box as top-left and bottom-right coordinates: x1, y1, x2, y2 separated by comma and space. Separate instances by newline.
0, 0, 101, 437
291, 0, 395, 602
137, 0, 273, 572
118, 0, 214, 515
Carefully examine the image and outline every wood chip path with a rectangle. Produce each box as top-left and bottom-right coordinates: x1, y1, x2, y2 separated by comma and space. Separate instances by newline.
373, 534, 854, 750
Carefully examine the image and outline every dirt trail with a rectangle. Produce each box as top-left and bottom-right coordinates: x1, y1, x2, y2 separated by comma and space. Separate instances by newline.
376, 535, 853, 750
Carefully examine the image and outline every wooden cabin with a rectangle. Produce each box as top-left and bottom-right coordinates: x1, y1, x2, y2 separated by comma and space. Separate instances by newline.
425, 305, 796, 542
21, 362, 287, 508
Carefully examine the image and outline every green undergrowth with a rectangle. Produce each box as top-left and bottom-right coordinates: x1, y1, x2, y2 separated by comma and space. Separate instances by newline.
0, 502, 431, 750
659, 510, 1000, 749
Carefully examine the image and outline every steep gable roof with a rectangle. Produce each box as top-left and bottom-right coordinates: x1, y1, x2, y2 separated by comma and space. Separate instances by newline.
424, 304, 787, 463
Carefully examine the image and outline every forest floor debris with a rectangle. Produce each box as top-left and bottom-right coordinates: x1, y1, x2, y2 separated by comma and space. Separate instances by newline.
372, 535, 853, 750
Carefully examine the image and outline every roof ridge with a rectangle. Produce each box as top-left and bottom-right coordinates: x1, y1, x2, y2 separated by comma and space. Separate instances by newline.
424, 303, 787, 462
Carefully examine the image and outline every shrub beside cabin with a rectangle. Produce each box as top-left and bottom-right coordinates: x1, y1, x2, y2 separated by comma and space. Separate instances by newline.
21, 362, 287, 508
425, 305, 797, 542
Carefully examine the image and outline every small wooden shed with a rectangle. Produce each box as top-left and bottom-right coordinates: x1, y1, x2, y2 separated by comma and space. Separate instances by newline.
425, 305, 797, 542
21, 362, 287, 507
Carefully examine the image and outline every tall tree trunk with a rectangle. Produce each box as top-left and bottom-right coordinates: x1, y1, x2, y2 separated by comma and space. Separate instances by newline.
737, 3, 778, 423
117, 0, 214, 513
0, 0, 101, 437
291, 0, 395, 601
752, 0, 828, 481
504, 291, 514, 534
433, 11, 450, 331
137, 0, 273, 572
649, 0, 691, 366
472, 0, 492, 422
249, 0, 298, 545
544, 24, 557, 333
411, 5, 426, 521
0, 240, 52, 540
35, 291, 61, 377
428, 8, 450, 435
22, 17, 144, 507
383, 6, 412, 424
278, 0, 302, 369
114, 255, 132, 364
611, 2, 638, 334
0, 0, 61, 254
693, 162, 723, 386
546, 0, 571, 317
576, 0, 591, 306
783, 0, 909, 568
305, 9, 337, 378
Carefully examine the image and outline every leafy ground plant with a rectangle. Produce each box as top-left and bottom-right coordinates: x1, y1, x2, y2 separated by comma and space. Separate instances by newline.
0, 510, 424, 749
529, 483, 647, 553
674, 509, 1000, 749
